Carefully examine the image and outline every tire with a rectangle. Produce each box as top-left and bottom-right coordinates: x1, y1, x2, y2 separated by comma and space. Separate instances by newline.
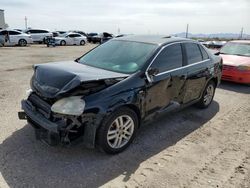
80, 40, 85, 45
60, 40, 66, 46
18, 39, 27, 47
196, 80, 216, 108
97, 107, 138, 154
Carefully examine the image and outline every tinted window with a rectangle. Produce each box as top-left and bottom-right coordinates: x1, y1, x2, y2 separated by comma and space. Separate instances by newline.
28, 30, 36, 34
185, 43, 203, 64
9, 31, 20, 35
199, 45, 209, 60
0, 30, 7, 35
151, 44, 183, 73
39, 30, 49, 33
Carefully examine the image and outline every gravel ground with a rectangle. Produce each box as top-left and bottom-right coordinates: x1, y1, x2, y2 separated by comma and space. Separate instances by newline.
0, 45, 249, 188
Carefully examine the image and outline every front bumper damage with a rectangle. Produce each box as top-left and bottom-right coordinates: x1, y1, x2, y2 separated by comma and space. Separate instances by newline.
19, 97, 103, 148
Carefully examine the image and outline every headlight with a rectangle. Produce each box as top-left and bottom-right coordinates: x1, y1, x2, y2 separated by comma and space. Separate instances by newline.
51, 96, 85, 116
237, 65, 250, 71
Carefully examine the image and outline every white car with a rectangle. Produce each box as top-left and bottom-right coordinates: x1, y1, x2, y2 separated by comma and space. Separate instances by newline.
24, 29, 52, 43
0, 29, 33, 46
54, 33, 87, 46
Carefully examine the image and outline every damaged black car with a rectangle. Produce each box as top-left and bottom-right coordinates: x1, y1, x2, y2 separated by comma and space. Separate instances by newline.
19, 35, 222, 154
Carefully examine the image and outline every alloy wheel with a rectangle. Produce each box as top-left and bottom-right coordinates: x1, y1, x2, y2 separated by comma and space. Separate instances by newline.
204, 84, 214, 106
107, 115, 134, 149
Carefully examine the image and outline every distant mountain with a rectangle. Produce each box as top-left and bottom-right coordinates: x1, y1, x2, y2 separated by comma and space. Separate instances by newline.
172, 32, 250, 39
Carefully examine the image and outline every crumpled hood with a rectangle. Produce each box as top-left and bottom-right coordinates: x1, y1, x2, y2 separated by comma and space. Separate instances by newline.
221, 54, 250, 66
32, 61, 128, 98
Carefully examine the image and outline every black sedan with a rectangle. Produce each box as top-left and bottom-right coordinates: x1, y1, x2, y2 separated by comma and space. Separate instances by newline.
91, 32, 113, 44
19, 35, 222, 154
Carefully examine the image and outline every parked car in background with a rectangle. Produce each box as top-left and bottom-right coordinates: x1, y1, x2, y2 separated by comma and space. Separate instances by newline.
91, 32, 113, 44
19, 35, 222, 154
87, 32, 98, 42
52, 32, 59, 37
0, 35, 4, 46
69, 30, 88, 37
0, 29, 33, 46
219, 40, 250, 84
202, 41, 227, 49
54, 32, 87, 46
24, 29, 52, 44
56, 31, 67, 36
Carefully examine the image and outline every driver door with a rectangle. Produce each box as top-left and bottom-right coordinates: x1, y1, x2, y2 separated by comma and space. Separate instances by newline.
145, 43, 186, 114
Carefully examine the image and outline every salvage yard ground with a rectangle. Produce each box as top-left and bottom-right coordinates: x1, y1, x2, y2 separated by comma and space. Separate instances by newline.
0, 45, 250, 188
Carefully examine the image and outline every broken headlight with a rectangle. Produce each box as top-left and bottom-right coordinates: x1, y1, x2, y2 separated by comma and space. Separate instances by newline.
51, 96, 85, 116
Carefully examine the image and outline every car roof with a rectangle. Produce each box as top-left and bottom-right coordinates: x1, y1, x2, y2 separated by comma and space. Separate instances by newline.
113, 35, 192, 45
230, 40, 250, 44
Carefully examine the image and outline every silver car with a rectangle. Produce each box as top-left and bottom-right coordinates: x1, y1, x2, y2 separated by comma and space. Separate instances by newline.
54, 33, 87, 46
0, 29, 33, 46
24, 29, 52, 43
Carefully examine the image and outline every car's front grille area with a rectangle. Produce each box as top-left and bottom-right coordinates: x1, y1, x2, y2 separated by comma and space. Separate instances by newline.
28, 93, 52, 119
223, 65, 237, 71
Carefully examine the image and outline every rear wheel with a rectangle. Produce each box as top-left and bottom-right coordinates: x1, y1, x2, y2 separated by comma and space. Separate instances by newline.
60, 40, 66, 46
97, 107, 138, 154
18, 39, 27, 47
196, 80, 216, 108
80, 40, 85, 45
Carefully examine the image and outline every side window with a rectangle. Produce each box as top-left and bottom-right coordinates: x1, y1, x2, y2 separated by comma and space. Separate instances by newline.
28, 30, 37, 34
0, 31, 7, 35
185, 43, 203, 64
9, 31, 20, 35
199, 45, 209, 60
39, 30, 49, 33
151, 44, 183, 73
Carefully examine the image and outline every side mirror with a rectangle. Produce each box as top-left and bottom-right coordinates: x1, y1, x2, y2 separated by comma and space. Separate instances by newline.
147, 67, 159, 76
214, 51, 220, 56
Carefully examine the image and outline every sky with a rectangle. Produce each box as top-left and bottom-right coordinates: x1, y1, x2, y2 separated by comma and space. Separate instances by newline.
1, 0, 250, 35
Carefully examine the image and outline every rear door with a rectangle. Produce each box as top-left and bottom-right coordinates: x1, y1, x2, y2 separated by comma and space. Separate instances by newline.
66, 34, 75, 45
8, 30, 21, 45
182, 42, 211, 103
73, 34, 82, 44
145, 43, 186, 114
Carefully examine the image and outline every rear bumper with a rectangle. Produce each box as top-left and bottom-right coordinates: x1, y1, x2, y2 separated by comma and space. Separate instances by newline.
222, 70, 250, 84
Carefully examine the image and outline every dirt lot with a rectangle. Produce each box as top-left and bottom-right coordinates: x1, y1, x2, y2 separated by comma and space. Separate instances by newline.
0, 45, 249, 188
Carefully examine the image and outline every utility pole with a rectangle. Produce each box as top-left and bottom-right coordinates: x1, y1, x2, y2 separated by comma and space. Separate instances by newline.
185, 24, 189, 38
25, 16, 27, 29
239, 27, 243, 39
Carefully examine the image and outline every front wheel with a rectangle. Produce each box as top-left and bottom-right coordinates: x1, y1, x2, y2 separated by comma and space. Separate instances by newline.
196, 80, 216, 108
97, 107, 138, 154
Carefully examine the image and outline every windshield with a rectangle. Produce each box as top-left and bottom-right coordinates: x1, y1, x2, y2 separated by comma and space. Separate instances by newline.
78, 40, 157, 74
220, 42, 250, 57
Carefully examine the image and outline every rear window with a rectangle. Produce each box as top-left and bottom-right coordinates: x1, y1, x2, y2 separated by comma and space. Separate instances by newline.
185, 43, 203, 64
